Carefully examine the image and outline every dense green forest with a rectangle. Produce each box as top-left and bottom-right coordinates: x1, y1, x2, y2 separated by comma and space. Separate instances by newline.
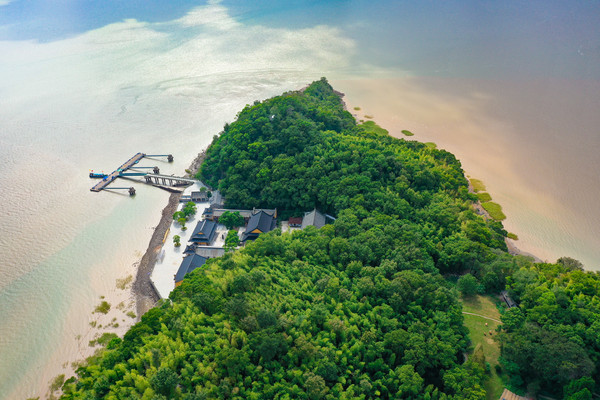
499, 257, 600, 398
60, 79, 599, 399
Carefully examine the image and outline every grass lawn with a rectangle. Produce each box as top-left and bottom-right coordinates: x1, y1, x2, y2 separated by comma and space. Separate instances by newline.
461, 295, 505, 400
469, 178, 487, 192
481, 201, 507, 220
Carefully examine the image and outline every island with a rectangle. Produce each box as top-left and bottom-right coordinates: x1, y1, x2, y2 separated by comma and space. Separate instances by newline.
56, 79, 599, 400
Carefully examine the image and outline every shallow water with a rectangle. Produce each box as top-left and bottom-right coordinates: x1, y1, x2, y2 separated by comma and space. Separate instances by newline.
333, 76, 600, 268
0, 1, 599, 398
0, 72, 328, 397
0, 3, 341, 395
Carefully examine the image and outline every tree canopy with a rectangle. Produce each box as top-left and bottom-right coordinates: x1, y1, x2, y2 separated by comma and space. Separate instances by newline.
457, 274, 480, 297
224, 230, 240, 251
498, 260, 600, 396
220, 211, 245, 230
59, 78, 600, 400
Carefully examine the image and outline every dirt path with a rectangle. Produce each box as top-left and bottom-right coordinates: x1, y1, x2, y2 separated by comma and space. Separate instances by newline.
462, 311, 502, 324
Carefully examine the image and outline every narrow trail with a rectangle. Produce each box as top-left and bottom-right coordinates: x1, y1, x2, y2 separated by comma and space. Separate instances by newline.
462, 311, 502, 324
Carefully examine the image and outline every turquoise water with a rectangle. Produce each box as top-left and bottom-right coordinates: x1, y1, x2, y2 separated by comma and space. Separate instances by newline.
0, 1, 599, 397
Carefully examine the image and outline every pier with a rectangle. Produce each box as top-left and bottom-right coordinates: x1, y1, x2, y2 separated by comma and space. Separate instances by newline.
90, 152, 146, 192
90, 153, 192, 193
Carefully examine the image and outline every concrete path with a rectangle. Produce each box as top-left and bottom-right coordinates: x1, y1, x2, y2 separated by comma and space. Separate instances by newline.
151, 181, 213, 298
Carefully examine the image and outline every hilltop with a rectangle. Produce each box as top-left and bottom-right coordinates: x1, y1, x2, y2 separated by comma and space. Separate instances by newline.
58, 79, 600, 400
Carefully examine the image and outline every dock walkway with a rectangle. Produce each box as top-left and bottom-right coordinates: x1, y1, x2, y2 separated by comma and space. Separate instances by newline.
91, 152, 145, 192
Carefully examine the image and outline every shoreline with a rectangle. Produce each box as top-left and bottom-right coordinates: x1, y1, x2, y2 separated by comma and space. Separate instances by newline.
35, 152, 207, 399
132, 192, 180, 316
39, 81, 558, 398
505, 238, 543, 263
467, 182, 543, 263
332, 77, 600, 270
132, 151, 206, 317
341, 90, 545, 265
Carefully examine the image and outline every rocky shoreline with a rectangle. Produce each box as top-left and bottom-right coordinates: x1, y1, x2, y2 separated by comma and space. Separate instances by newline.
132, 150, 206, 318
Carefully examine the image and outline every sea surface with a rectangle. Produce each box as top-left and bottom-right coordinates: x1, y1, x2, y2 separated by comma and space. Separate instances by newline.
0, 1, 599, 398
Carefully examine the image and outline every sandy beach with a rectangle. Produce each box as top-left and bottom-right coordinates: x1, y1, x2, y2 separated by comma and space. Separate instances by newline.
28, 153, 209, 399
33, 260, 141, 399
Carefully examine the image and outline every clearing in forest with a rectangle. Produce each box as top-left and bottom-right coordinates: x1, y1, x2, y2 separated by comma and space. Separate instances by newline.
461, 295, 505, 400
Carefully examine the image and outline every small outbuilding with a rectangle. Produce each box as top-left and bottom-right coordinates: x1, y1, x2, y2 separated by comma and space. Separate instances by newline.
301, 209, 328, 229
501, 291, 518, 308
190, 191, 208, 202
288, 217, 303, 227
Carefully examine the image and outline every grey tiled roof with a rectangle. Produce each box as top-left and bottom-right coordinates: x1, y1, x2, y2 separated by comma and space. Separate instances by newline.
183, 244, 197, 255
242, 211, 276, 241
189, 219, 217, 243
175, 254, 207, 283
301, 209, 326, 229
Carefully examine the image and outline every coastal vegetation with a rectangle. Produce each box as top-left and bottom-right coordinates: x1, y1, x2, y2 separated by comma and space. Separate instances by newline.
59, 79, 600, 399
469, 179, 486, 193
401, 130, 414, 136
476, 192, 492, 203
468, 181, 505, 222
89, 333, 119, 348
49, 374, 66, 399
481, 202, 506, 221
360, 120, 388, 136
116, 275, 133, 290
94, 301, 111, 314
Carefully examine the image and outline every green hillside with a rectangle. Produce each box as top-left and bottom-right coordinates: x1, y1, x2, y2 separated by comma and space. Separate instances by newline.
59, 79, 600, 400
